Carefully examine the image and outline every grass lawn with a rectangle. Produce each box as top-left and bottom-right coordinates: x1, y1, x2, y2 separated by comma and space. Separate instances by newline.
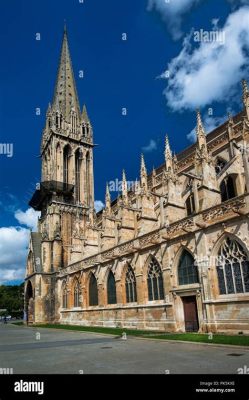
12, 322, 249, 346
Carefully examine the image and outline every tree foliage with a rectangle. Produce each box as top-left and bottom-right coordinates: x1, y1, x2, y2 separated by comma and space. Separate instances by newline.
0, 283, 24, 314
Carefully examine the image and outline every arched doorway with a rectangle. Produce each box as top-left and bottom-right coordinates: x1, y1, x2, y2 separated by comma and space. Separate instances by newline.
25, 281, 34, 325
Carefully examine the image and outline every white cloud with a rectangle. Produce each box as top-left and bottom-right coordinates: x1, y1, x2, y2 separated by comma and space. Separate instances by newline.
147, 0, 202, 40
187, 114, 227, 143
227, 0, 249, 7
0, 227, 30, 284
142, 139, 157, 152
94, 200, 104, 213
163, 6, 249, 111
15, 208, 40, 231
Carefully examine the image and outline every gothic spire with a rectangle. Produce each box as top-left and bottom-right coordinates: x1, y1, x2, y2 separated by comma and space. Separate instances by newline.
165, 135, 173, 171
105, 183, 111, 212
196, 110, 207, 152
242, 79, 249, 104
122, 170, 128, 204
52, 27, 80, 121
140, 154, 148, 192
82, 104, 90, 123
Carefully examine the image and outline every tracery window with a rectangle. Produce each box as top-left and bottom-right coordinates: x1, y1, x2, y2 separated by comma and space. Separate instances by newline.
217, 238, 249, 295
147, 257, 164, 301
62, 284, 68, 309
125, 266, 137, 303
74, 280, 81, 307
220, 176, 236, 202
178, 250, 199, 285
89, 273, 98, 306
107, 271, 117, 304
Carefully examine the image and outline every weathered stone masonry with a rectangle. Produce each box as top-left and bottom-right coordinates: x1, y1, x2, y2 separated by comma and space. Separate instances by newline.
25, 28, 249, 333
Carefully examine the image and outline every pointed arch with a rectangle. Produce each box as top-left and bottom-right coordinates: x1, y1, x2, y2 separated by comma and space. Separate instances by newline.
25, 280, 33, 301
63, 144, 72, 184
178, 249, 199, 285
62, 280, 68, 309
75, 148, 82, 202
107, 270, 117, 304
220, 175, 236, 202
125, 265, 137, 303
216, 236, 249, 295
73, 278, 81, 307
89, 273, 98, 306
25, 281, 34, 324
147, 256, 164, 301
56, 143, 62, 181
186, 193, 195, 216
85, 151, 90, 206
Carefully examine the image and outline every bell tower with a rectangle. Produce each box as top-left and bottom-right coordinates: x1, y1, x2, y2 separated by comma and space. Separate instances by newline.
40, 26, 94, 208
26, 26, 95, 323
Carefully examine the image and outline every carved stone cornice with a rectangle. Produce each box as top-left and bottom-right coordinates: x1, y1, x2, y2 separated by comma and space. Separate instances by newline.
202, 197, 246, 222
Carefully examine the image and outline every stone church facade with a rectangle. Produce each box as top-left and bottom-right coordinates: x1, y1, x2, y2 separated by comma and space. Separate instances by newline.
25, 28, 249, 333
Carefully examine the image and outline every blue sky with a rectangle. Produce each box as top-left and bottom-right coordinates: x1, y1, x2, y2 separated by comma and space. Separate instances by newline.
1, 0, 249, 284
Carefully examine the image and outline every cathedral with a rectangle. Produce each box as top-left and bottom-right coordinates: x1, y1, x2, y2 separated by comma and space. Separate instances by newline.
25, 28, 249, 333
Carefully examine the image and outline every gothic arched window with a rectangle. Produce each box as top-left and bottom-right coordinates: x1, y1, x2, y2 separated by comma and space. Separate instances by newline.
217, 237, 249, 295
85, 151, 90, 205
63, 145, 71, 184
147, 257, 164, 301
62, 284, 68, 309
107, 271, 117, 304
178, 250, 199, 285
220, 176, 236, 202
186, 194, 195, 216
74, 280, 81, 307
89, 273, 98, 306
125, 266, 137, 303
75, 149, 82, 203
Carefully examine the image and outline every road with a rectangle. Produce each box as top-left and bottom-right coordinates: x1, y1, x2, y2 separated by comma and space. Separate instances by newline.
0, 323, 248, 374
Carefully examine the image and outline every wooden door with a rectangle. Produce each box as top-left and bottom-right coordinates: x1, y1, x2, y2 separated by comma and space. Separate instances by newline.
182, 296, 199, 332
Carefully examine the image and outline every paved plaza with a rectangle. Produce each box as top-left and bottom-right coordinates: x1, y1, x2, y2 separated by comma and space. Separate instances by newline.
0, 323, 248, 374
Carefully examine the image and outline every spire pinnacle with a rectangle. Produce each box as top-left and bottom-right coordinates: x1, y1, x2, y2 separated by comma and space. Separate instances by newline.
140, 154, 148, 192
165, 135, 172, 159
122, 170, 128, 203
140, 153, 147, 176
196, 109, 205, 137
228, 111, 234, 125
105, 183, 111, 211
82, 104, 90, 122
242, 79, 249, 102
52, 26, 80, 121
165, 134, 173, 171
